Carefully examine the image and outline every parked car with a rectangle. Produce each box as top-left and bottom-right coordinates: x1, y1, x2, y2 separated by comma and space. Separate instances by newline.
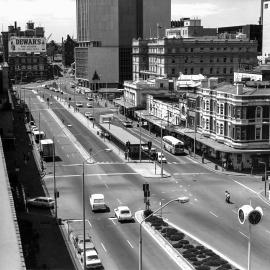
89, 194, 106, 212
85, 112, 94, 120
114, 206, 133, 222
157, 152, 167, 163
26, 197, 55, 208
76, 102, 83, 107
86, 97, 94, 101
69, 232, 95, 254
86, 102, 93, 108
80, 249, 102, 269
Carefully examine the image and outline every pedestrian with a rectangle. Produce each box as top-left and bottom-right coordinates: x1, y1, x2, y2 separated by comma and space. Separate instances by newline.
225, 191, 231, 203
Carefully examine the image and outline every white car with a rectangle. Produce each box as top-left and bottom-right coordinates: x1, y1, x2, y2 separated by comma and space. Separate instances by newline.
76, 102, 83, 107
27, 196, 54, 208
157, 152, 167, 163
69, 232, 95, 254
89, 194, 106, 212
80, 249, 102, 269
114, 206, 133, 222
86, 102, 93, 108
84, 112, 94, 120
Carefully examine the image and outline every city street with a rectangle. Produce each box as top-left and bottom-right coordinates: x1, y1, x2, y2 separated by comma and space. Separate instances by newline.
24, 81, 270, 270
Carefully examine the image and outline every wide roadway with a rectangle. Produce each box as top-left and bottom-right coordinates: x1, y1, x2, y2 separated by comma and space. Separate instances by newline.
25, 82, 270, 269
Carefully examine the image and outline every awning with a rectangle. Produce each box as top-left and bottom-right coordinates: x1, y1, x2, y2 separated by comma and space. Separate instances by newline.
113, 99, 137, 109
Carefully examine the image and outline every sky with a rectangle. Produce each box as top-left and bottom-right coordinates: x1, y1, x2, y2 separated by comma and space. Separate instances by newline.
0, 0, 262, 43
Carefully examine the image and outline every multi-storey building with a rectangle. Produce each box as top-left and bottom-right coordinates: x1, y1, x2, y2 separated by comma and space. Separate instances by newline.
263, 0, 270, 57
1, 21, 48, 83
218, 24, 262, 54
75, 0, 171, 88
133, 34, 258, 83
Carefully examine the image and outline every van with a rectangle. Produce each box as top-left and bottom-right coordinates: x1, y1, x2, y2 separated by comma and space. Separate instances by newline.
89, 194, 106, 212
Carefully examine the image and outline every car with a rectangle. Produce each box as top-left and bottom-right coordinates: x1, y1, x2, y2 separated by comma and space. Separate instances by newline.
86, 102, 93, 108
86, 97, 94, 101
76, 102, 83, 107
89, 194, 106, 212
26, 196, 54, 208
31, 126, 39, 134
80, 249, 102, 269
69, 232, 95, 254
114, 206, 133, 222
157, 152, 167, 163
122, 120, 133, 128
141, 146, 157, 160
84, 112, 94, 120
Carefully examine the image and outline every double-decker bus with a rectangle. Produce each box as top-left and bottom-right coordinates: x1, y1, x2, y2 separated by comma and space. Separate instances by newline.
162, 136, 185, 154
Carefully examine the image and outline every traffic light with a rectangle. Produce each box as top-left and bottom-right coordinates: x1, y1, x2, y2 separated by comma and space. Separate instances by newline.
238, 205, 263, 225
147, 141, 152, 150
126, 140, 130, 149
143, 183, 150, 197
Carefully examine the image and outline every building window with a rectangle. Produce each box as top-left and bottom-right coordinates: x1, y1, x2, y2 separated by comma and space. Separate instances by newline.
210, 67, 213, 74
236, 108, 241, 119
223, 57, 227, 63
217, 58, 219, 63
220, 104, 224, 115
236, 127, 241, 140
172, 58, 175, 63
172, 68, 175, 75
216, 68, 220, 74
265, 3, 268, 8
220, 124, 224, 135
230, 67, 233, 74
255, 126, 261, 140
223, 68, 226, 74
216, 123, 219, 134
190, 48, 193, 52
206, 100, 210, 111
184, 68, 187, 74
206, 119, 209, 130
200, 68, 204, 74
256, 106, 262, 118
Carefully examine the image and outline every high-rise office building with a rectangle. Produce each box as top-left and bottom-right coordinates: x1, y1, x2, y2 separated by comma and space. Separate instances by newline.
75, 0, 171, 88
262, 0, 270, 57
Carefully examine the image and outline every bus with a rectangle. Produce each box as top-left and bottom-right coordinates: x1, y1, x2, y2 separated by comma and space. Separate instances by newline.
162, 136, 185, 154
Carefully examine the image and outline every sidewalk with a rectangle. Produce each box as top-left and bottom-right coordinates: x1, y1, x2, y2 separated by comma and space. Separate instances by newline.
3, 94, 75, 269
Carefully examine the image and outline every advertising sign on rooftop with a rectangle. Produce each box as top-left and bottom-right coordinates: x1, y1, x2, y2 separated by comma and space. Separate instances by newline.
9, 36, 46, 53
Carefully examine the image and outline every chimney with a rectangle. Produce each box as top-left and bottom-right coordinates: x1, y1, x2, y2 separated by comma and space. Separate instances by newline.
14, 21, 17, 29
208, 77, 218, 89
236, 83, 244, 95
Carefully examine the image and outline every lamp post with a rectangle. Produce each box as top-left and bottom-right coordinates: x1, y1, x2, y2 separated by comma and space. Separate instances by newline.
139, 196, 189, 270
160, 119, 164, 177
82, 148, 111, 270
258, 161, 267, 197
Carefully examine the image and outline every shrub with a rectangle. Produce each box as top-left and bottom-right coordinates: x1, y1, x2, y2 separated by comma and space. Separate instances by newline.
172, 242, 183, 248
144, 209, 153, 218
204, 260, 222, 267
196, 245, 205, 250
153, 225, 162, 231
185, 244, 194, 249
193, 261, 202, 266
162, 221, 168, 226
198, 254, 206, 258
169, 233, 185, 241
196, 266, 210, 270
217, 264, 232, 269
179, 239, 189, 245
188, 256, 198, 262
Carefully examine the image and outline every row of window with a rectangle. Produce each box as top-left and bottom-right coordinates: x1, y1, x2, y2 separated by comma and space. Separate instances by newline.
147, 46, 255, 54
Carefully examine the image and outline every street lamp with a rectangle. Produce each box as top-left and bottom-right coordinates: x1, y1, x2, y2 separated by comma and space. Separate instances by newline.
82, 148, 111, 270
139, 196, 189, 270
258, 161, 267, 197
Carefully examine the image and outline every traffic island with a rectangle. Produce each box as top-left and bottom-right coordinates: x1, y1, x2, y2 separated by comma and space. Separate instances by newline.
139, 211, 242, 270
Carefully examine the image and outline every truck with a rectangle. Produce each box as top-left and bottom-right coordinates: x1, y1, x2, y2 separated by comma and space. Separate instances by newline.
40, 139, 54, 159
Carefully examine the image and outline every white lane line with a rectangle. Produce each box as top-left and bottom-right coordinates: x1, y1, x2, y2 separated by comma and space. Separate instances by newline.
233, 179, 259, 195
126, 240, 134, 249
232, 210, 238, 215
209, 211, 218, 218
194, 198, 198, 202
266, 230, 270, 234
101, 242, 107, 252
109, 218, 116, 225
239, 231, 248, 239
104, 183, 109, 189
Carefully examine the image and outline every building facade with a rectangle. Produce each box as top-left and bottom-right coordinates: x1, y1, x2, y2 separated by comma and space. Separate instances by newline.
75, 0, 171, 88
263, 0, 270, 57
133, 36, 258, 83
1, 21, 48, 83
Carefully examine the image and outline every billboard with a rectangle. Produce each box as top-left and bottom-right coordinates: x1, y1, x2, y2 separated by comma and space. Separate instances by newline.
9, 37, 46, 53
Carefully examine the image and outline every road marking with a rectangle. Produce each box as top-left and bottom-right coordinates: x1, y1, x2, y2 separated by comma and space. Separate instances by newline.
127, 240, 134, 249
173, 172, 211, 175
209, 211, 218, 218
101, 242, 107, 252
44, 172, 139, 179
232, 210, 238, 215
109, 218, 117, 225
104, 183, 109, 189
194, 198, 198, 202
232, 179, 259, 195
266, 230, 270, 234
239, 231, 248, 239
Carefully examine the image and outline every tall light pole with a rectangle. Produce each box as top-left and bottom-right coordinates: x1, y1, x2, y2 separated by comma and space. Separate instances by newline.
139, 110, 142, 163
160, 119, 164, 177
139, 196, 189, 270
82, 148, 111, 270
258, 161, 267, 197
53, 136, 58, 219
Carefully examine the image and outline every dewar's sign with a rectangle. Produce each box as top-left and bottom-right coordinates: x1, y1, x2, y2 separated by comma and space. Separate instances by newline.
9, 37, 46, 53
